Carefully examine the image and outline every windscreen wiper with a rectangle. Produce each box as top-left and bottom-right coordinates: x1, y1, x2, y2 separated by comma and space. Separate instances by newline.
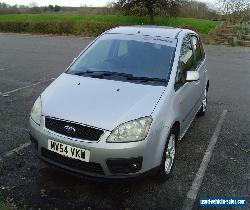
83, 71, 166, 83
127, 76, 167, 83
72, 71, 166, 83
74, 70, 133, 78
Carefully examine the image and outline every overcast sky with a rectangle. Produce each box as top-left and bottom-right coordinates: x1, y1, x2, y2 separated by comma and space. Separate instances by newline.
3, 0, 216, 7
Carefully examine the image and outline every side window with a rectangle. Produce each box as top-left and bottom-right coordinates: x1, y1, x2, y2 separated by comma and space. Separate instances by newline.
192, 36, 203, 65
175, 66, 186, 90
180, 36, 195, 72
200, 38, 206, 60
175, 35, 195, 89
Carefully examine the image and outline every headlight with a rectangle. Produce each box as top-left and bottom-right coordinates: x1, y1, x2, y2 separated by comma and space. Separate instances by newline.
107, 116, 153, 143
30, 96, 42, 125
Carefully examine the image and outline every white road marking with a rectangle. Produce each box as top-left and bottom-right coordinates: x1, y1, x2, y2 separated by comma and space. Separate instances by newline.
0, 142, 31, 162
0, 78, 54, 96
5, 142, 31, 157
182, 109, 228, 210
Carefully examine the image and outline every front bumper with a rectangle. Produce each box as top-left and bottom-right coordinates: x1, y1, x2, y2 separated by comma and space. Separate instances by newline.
29, 117, 161, 179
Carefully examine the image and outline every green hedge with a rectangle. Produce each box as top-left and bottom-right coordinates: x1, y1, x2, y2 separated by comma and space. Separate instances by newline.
0, 20, 117, 36
0, 14, 220, 35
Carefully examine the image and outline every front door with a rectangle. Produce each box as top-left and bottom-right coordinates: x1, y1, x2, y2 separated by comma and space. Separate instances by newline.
174, 34, 200, 135
190, 35, 207, 109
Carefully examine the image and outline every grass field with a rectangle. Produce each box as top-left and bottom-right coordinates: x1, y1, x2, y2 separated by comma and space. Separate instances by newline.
0, 13, 219, 36
0, 198, 12, 210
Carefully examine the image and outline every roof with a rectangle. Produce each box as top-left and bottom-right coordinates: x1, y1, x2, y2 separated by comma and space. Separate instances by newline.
106, 25, 183, 39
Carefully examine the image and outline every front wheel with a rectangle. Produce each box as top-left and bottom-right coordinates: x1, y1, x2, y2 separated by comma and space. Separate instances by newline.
155, 132, 176, 181
197, 88, 207, 116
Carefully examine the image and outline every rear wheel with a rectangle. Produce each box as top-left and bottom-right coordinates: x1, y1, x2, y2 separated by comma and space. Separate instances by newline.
155, 131, 176, 181
197, 88, 207, 116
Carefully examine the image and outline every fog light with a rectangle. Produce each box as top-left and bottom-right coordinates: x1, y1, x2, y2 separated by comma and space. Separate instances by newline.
106, 157, 143, 174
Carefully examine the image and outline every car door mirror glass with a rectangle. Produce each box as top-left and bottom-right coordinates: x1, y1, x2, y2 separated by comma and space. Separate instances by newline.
186, 71, 199, 82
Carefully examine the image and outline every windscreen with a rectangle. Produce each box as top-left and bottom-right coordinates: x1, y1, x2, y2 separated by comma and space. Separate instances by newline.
67, 34, 177, 80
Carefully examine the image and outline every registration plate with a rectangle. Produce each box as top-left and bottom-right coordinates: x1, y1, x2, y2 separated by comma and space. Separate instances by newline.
48, 139, 90, 162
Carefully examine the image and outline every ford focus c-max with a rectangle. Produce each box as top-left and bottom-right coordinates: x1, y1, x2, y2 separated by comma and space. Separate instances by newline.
29, 26, 209, 180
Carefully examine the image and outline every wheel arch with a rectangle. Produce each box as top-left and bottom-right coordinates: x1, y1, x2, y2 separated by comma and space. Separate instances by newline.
151, 118, 181, 168
155, 121, 180, 180
172, 121, 180, 141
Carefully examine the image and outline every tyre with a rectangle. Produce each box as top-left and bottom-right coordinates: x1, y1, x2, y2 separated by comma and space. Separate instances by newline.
155, 131, 177, 181
197, 88, 207, 116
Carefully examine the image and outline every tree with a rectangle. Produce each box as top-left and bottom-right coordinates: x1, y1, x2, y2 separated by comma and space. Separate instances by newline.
48, 5, 54, 12
106, 0, 116, 8
0, 2, 10, 8
19, 5, 28, 8
115, 0, 181, 24
54, 5, 61, 12
178, 0, 219, 20
28, 2, 38, 8
217, 0, 250, 23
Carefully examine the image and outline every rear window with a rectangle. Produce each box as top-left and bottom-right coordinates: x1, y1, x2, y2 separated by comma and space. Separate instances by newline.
67, 34, 177, 81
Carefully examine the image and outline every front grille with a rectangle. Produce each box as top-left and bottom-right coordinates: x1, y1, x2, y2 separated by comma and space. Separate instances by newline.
45, 117, 104, 141
41, 148, 104, 175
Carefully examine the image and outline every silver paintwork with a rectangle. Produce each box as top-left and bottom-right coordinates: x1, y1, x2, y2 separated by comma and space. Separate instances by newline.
29, 26, 209, 178
41, 73, 165, 131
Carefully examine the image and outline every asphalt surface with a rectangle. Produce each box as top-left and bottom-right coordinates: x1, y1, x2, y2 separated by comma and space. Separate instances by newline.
0, 33, 249, 210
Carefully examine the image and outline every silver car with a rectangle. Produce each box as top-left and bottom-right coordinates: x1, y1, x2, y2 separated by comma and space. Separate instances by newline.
29, 26, 209, 180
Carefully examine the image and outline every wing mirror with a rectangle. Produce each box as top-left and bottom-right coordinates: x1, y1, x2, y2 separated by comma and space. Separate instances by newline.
186, 71, 199, 82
